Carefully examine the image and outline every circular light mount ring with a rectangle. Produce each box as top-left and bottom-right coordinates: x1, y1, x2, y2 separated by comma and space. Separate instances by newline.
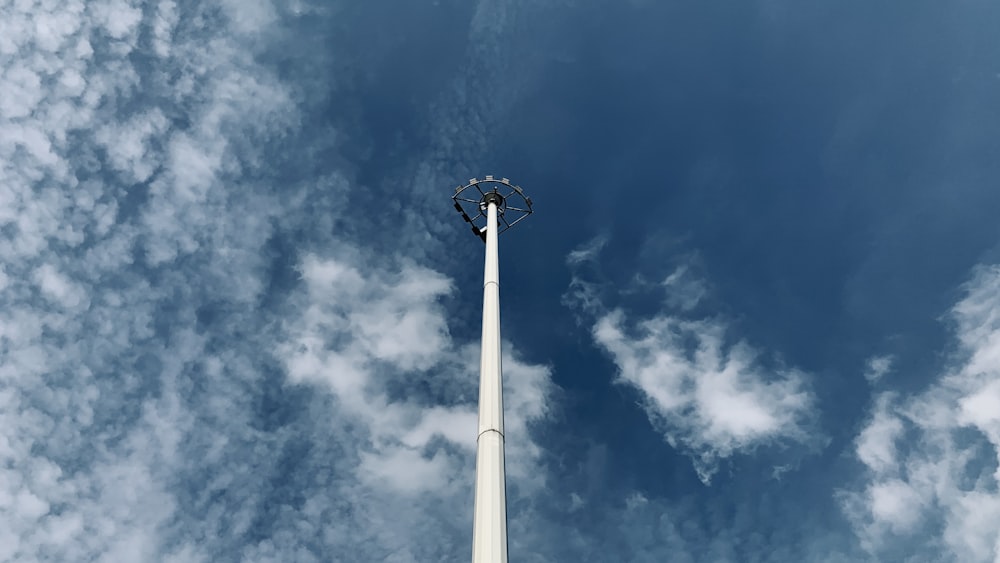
452, 176, 533, 242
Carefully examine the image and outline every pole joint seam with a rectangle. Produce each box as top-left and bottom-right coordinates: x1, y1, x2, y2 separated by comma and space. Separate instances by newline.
477, 428, 505, 442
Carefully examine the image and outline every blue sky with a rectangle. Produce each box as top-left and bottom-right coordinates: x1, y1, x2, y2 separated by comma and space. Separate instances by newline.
3, 0, 1000, 561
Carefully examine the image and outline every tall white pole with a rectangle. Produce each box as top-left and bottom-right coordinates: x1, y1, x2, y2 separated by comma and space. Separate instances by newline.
472, 200, 507, 563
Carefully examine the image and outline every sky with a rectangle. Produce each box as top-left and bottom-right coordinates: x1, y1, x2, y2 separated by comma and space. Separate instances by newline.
2, 0, 1000, 561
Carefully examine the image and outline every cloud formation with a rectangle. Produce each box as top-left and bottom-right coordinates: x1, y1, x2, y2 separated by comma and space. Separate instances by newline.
566, 240, 818, 483
842, 265, 1000, 562
594, 311, 816, 482
280, 253, 552, 493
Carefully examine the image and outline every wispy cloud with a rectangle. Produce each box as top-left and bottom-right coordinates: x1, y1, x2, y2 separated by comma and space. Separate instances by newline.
841, 264, 1000, 562
566, 234, 609, 266
863, 354, 894, 384
565, 239, 819, 483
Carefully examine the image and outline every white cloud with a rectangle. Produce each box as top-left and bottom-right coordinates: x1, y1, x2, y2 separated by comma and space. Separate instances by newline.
1, 65, 44, 119
282, 255, 453, 421
863, 354, 894, 384
33, 263, 87, 309
359, 447, 457, 494
568, 241, 817, 483
150, 0, 178, 57
96, 109, 169, 183
0, 1, 318, 560
93, 0, 143, 41
594, 311, 816, 482
662, 264, 708, 311
219, 0, 278, 35
842, 265, 1000, 562
868, 479, 925, 533
566, 234, 609, 265
281, 253, 553, 493
855, 394, 904, 474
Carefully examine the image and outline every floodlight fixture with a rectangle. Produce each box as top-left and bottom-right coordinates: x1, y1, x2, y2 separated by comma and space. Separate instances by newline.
452, 176, 533, 243
452, 176, 533, 563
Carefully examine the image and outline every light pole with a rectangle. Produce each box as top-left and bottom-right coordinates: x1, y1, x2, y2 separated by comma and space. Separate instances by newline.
453, 177, 533, 563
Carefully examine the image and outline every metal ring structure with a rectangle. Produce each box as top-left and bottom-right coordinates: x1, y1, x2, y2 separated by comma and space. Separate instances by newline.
452, 176, 533, 242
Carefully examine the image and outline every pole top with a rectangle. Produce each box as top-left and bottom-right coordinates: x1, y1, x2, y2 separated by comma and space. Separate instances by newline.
452, 176, 533, 242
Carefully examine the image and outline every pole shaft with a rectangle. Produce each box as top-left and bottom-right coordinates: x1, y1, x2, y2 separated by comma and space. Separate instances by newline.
472, 202, 508, 563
